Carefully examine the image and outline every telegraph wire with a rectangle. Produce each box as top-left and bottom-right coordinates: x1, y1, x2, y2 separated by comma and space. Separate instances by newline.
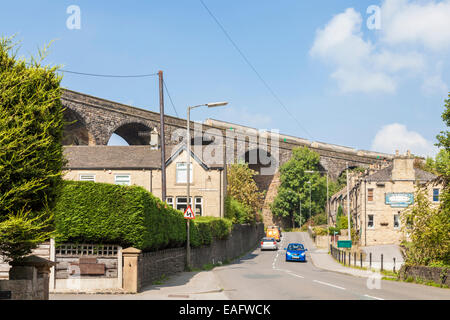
163, 79, 180, 117
59, 68, 181, 117
199, 0, 314, 140
59, 69, 158, 78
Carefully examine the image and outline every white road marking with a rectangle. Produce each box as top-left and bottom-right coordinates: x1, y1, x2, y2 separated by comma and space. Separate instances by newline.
364, 294, 384, 300
287, 272, 304, 279
313, 280, 346, 290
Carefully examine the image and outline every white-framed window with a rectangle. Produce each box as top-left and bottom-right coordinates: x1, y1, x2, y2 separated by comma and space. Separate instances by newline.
394, 213, 400, 229
176, 196, 192, 212
194, 197, 203, 217
176, 162, 193, 184
368, 215, 374, 229
115, 174, 131, 186
166, 197, 174, 208
79, 174, 95, 182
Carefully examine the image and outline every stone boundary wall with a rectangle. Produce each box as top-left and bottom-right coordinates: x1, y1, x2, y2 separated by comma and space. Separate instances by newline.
136, 223, 264, 291
399, 265, 450, 286
0, 256, 53, 300
0, 242, 50, 280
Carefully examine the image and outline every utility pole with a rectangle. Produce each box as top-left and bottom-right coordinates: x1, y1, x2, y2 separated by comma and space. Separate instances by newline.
158, 71, 166, 203
186, 106, 191, 269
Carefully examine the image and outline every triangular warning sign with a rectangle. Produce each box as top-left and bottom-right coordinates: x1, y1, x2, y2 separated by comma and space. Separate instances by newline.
184, 206, 195, 219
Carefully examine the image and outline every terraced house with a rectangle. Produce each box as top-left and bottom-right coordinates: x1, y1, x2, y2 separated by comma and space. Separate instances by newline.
63, 145, 227, 218
330, 151, 440, 246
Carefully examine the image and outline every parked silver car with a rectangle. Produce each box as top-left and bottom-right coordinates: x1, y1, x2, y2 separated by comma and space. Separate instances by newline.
260, 237, 278, 251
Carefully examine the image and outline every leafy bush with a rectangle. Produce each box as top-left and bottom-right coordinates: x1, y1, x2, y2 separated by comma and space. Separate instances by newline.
195, 216, 233, 240
54, 181, 232, 251
225, 196, 252, 224
313, 226, 327, 236
401, 186, 450, 266
226, 163, 264, 221
312, 213, 327, 226
328, 226, 341, 235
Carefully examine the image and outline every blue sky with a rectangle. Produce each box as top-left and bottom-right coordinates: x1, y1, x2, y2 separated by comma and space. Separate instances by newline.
1, 0, 449, 156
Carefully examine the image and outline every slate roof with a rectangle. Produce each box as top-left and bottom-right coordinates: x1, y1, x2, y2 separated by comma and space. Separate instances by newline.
63, 145, 225, 170
365, 164, 436, 182
64, 146, 164, 169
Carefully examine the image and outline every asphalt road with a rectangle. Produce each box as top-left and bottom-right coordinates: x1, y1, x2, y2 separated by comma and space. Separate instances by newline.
212, 232, 450, 300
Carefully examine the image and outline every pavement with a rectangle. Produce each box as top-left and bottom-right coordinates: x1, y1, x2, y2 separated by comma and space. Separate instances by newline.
300, 232, 393, 277
51, 268, 229, 300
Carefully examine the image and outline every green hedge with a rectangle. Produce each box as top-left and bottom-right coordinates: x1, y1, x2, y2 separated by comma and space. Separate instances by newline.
54, 181, 232, 251
224, 196, 252, 224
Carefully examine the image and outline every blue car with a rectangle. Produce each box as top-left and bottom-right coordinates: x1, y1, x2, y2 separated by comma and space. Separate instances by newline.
285, 243, 307, 262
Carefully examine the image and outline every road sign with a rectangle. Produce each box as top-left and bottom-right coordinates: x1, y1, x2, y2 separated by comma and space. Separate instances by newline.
337, 240, 352, 248
184, 206, 195, 219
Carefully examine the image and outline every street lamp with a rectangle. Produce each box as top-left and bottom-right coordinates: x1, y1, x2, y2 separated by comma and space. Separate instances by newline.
186, 101, 228, 268
305, 170, 330, 250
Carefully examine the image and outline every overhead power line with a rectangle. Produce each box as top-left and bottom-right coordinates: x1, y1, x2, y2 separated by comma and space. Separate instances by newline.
59, 69, 158, 78
199, 0, 314, 140
163, 79, 180, 117
59, 68, 181, 117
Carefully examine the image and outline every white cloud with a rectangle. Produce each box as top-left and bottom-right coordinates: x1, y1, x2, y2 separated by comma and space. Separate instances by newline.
309, 1, 449, 94
310, 8, 424, 93
371, 123, 438, 157
421, 73, 449, 94
381, 0, 450, 51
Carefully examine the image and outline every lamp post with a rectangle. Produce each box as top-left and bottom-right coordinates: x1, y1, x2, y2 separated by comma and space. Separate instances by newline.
186, 101, 228, 268
305, 170, 330, 250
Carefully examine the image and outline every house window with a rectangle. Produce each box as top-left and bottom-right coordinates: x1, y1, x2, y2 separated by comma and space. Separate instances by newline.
195, 197, 203, 217
433, 189, 440, 202
115, 174, 131, 186
79, 174, 95, 182
176, 162, 193, 183
176, 197, 192, 212
368, 215, 374, 228
368, 189, 374, 202
394, 214, 400, 229
166, 197, 174, 208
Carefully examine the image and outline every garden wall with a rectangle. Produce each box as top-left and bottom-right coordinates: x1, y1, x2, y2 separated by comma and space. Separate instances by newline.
128, 223, 265, 292
399, 265, 450, 286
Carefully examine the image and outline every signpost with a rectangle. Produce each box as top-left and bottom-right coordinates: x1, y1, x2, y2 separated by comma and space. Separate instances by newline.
184, 206, 195, 220
184, 205, 195, 269
337, 240, 352, 248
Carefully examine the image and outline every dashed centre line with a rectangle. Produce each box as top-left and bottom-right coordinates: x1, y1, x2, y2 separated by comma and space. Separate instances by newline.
313, 280, 346, 290
287, 272, 304, 279
364, 294, 384, 300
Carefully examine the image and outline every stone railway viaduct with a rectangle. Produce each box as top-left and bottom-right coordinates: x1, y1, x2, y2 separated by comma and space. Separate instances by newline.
61, 89, 393, 226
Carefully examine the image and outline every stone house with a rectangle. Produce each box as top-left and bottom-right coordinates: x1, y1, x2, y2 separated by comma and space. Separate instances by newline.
330, 151, 440, 246
63, 145, 226, 218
